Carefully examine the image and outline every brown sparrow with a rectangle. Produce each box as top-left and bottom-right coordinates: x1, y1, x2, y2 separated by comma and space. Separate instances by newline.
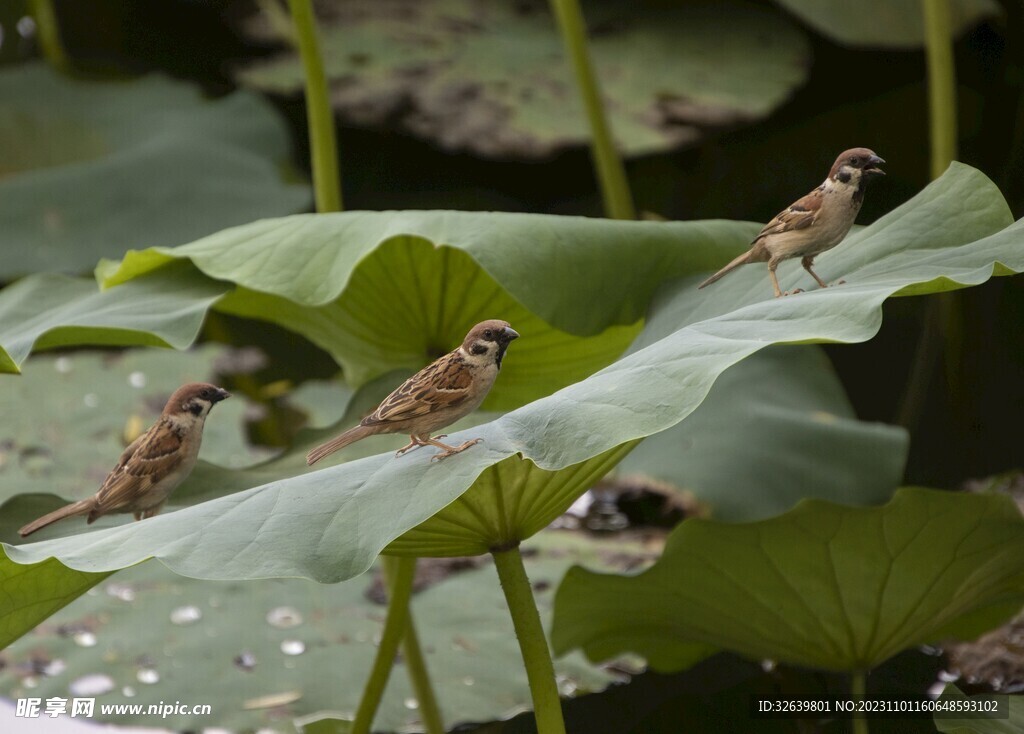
18, 382, 230, 537
306, 320, 519, 465
698, 148, 885, 298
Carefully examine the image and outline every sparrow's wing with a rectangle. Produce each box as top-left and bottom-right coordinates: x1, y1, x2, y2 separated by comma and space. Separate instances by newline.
365, 353, 473, 425
93, 420, 184, 513
753, 190, 821, 243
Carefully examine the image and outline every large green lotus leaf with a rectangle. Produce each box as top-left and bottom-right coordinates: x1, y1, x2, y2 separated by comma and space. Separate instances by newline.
0, 63, 310, 277
550, 488, 1024, 673
100, 212, 759, 334
774, 0, 1000, 49
238, 0, 809, 159
0, 531, 635, 730
2, 164, 1021, 587
0, 263, 226, 374
100, 212, 759, 409
618, 345, 908, 521
0, 345, 269, 506
935, 685, 1023, 733
212, 243, 642, 411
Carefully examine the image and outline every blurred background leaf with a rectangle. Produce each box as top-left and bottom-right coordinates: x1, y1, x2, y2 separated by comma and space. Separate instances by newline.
0, 63, 310, 277
0, 264, 226, 374
237, 0, 811, 159
774, 0, 1000, 49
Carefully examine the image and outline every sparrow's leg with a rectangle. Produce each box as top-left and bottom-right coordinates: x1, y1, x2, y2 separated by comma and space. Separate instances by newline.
134, 505, 163, 521
420, 435, 482, 461
396, 436, 428, 456
768, 260, 783, 298
801, 256, 830, 289
141, 505, 163, 519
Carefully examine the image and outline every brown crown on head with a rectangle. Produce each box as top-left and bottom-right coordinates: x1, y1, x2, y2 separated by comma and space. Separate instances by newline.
461, 320, 519, 349
164, 382, 231, 413
830, 147, 885, 178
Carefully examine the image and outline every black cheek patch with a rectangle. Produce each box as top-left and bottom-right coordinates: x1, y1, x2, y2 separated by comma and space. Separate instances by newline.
188, 403, 204, 416
837, 170, 852, 184
471, 343, 489, 356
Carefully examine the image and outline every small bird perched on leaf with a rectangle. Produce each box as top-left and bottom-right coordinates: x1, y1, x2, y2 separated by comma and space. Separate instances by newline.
698, 148, 885, 298
306, 320, 519, 465
18, 382, 230, 538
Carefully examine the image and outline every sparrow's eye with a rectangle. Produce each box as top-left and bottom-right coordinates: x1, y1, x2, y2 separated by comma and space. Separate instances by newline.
849, 156, 860, 166
483, 329, 493, 339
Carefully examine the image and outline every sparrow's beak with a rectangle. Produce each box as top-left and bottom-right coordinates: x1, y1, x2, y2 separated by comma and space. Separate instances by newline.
503, 326, 520, 341
213, 388, 231, 403
865, 155, 885, 175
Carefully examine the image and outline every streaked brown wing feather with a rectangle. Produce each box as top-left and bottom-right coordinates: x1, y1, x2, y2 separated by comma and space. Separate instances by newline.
94, 421, 183, 512
753, 191, 820, 242
364, 353, 473, 426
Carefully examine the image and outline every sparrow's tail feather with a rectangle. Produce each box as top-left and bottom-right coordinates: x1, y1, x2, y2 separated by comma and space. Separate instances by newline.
698, 250, 754, 289
19, 499, 95, 538
306, 424, 376, 466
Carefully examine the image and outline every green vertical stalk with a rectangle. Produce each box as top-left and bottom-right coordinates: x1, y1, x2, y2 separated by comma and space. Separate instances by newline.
851, 671, 868, 734
492, 545, 567, 734
548, 0, 635, 220
29, 0, 70, 72
398, 587, 445, 734
286, 0, 343, 212
351, 556, 444, 734
922, 0, 957, 178
351, 557, 416, 734
897, 0, 959, 430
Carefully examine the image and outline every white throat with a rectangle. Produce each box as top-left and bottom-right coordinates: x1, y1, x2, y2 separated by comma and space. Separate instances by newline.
824, 168, 861, 192
167, 409, 205, 432
458, 345, 497, 369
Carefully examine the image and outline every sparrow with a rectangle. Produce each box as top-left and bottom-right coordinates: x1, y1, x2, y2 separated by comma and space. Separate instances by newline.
306, 320, 519, 465
18, 382, 230, 538
698, 148, 885, 298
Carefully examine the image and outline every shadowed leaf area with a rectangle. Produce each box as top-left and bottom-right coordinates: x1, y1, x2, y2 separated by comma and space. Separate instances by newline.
551, 488, 1024, 673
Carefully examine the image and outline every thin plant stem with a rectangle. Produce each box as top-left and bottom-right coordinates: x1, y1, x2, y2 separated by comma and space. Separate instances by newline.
492, 545, 567, 734
399, 603, 445, 734
351, 557, 416, 734
896, 0, 960, 430
922, 0, 958, 178
851, 670, 868, 734
29, 0, 70, 72
548, 0, 635, 220
286, 0, 343, 212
